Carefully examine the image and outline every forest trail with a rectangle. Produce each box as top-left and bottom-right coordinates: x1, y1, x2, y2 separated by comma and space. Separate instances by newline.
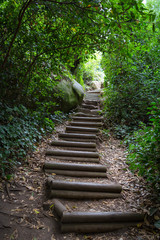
44, 90, 143, 232
0, 91, 159, 240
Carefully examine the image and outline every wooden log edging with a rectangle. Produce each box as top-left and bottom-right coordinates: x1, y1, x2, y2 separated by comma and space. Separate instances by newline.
66, 126, 99, 134
45, 150, 99, 158
81, 104, 99, 109
75, 112, 101, 118
50, 140, 96, 148
47, 178, 122, 193
44, 162, 106, 172
53, 199, 67, 218
70, 122, 103, 127
78, 108, 101, 115
61, 211, 144, 223
49, 190, 121, 199
61, 222, 141, 233
44, 162, 107, 178
45, 169, 107, 178
83, 100, 99, 105
58, 132, 97, 140
72, 116, 104, 122
52, 147, 97, 152
46, 156, 99, 163
53, 200, 144, 233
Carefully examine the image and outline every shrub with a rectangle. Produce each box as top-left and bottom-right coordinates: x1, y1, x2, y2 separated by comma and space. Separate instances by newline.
0, 103, 68, 178
126, 99, 160, 193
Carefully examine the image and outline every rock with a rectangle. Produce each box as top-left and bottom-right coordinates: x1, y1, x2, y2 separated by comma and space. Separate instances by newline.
72, 80, 84, 102
57, 80, 84, 112
90, 81, 101, 90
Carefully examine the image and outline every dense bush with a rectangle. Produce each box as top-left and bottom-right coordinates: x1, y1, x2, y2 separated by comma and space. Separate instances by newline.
102, 32, 160, 131
0, 103, 68, 178
125, 99, 160, 193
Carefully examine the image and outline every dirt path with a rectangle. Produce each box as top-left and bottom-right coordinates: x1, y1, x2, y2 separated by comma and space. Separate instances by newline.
0, 93, 160, 240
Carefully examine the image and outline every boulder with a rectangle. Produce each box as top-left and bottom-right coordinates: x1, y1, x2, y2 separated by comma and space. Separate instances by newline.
72, 80, 84, 102
57, 80, 84, 112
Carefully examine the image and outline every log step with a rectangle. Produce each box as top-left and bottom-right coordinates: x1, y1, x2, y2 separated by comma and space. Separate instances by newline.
75, 112, 101, 118
61, 211, 144, 224
66, 126, 99, 134
50, 140, 96, 148
81, 104, 98, 109
72, 116, 103, 122
45, 150, 99, 158
83, 100, 99, 105
44, 162, 106, 172
46, 156, 99, 163
52, 147, 97, 152
45, 169, 106, 177
78, 108, 101, 115
47, 178, 122, 193
58, 133, 97, 140
44, 162, 107, 177
53, 200, 144, 233
70, 122, 103, 127
59, 138, 96, 143
49, 190, 121, 199
61, 222, 141, 233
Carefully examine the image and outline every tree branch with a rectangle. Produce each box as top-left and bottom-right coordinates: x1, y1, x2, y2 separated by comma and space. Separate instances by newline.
1, 0, 33, 69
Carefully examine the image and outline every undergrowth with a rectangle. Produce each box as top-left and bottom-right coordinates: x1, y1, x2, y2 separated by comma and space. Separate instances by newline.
125, 100, 160, 194
0, 103, 69, 179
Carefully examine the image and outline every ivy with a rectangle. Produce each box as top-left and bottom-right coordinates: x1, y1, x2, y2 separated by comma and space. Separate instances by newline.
0, 103, 68, 177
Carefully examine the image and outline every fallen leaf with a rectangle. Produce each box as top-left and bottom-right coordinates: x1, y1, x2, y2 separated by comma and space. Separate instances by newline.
29, 195, 34, 201
154, 215, 160, 220
137, 223, 143, 227
33, 209, 40, 214
51, 235, 56, 240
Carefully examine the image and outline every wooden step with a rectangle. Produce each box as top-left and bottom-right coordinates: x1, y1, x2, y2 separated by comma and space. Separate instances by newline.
58, 133, 97, 142
83, 100, 99, 105
53, 200, 144, 233
61, 222, 141, 233
59, 133, 96, 140
74, 112, 102, 118
50, 140, 96, 152
47, 179, 122, 193
66, 126, 99, 134
45, 150, 99, 158
46, 156, 99, 162
44, 162, 106, 172
70, 122, 103, 127
49, 190, 121, 199
50, 140, 96, 148
81, 104, 98, 109
61, 211, 144, 224
45, 169, 107, 177
78, 108, 101, 115
72, 116, 103, 122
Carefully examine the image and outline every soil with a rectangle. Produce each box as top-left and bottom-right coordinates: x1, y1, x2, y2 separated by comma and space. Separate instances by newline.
0, 123, 160, 240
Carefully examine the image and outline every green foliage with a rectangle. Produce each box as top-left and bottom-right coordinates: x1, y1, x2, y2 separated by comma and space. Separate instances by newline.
102, 16, 160, 130
125, 100, 160, 193
76, 52, 105, 85
0, 0, 148, 105
0, 103, 68, 176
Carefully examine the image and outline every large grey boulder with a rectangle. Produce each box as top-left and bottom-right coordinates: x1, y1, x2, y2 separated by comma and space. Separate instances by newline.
57, 79, 84, 112
72, 80, 84, 102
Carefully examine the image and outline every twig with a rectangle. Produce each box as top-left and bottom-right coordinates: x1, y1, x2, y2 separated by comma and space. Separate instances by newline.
5, 181, 12, 200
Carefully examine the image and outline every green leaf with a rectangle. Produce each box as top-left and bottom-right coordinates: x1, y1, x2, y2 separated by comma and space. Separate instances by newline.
154, 220, 160, 229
